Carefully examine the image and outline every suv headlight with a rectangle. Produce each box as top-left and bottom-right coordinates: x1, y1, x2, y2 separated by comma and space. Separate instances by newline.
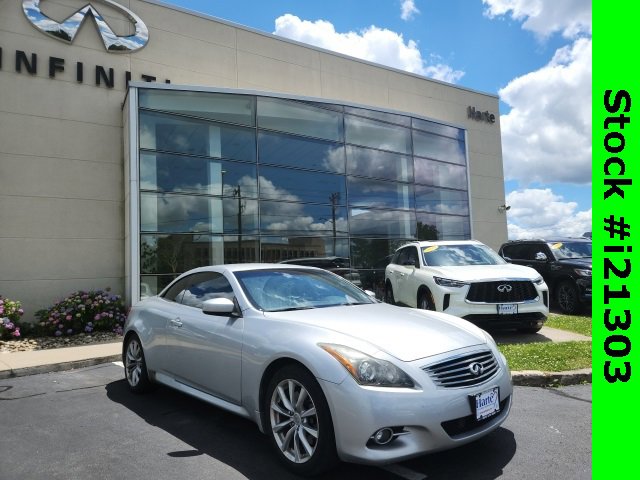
533, 276, 545, 285
574, 268, 592, 277
434, 276, 468, 288
319, 344, 415, 388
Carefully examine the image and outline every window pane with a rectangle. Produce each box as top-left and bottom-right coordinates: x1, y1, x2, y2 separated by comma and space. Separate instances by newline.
140, 152, 257, 197
145, 274, 180, 298
344, 106, 411, 127
260, 236, 350, 262
413, 157, 467, 189
140, 111, 256, 162
346, 146, 413, 182
348, 177, 414, 210
180, 272, 234, 308
349, 238, 409, 268
139, 90, 255, 126
260, 201, 348, 236
413, 130, 466, 165
140, 193, 258, 234
345, 115, 411, 154
412, 118, 464, 140
259, 166, 346, 204
349, 208, 416, 237
258, 131, 345, 173
257, 97, 343, 141
415, 186, 469, 215
141, 234, 258, 275
416, 213, 471, 240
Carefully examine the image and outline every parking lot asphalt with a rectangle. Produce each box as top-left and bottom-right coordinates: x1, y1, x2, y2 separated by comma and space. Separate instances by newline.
0, 326, 591, 384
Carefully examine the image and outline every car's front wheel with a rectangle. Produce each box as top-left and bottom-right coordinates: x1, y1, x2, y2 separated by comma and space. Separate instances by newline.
557, 280, 581, 314
418, 290, 435, 310
124, 334, 153, 393
265, 364, 337, 476
385, 282, 395, 305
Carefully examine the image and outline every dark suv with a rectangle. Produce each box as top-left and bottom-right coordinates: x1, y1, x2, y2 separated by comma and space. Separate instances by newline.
498, 238, 591, 314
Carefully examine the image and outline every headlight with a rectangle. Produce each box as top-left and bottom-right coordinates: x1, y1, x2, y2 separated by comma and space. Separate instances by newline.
533, 276, 545, 285
434, 276, 468, 288
319, 344, 415, 388
574, 268, 591, 277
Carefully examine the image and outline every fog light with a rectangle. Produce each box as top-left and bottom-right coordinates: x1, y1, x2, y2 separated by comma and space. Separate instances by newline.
372, 427, 394, 445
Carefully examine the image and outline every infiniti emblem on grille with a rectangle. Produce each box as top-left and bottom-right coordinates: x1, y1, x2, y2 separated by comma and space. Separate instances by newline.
497, 284, 512, 293
469, 362, 484, 376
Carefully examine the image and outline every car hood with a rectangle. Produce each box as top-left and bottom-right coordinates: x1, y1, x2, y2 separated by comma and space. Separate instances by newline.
425, 263, 540, 281
263, 303, 487, 362
558, 257, 592, 269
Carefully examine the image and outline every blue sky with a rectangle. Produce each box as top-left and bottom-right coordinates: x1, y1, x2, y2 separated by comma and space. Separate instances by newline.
160, 0, 593, 239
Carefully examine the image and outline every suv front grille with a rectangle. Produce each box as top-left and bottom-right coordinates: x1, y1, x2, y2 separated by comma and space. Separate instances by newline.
466, 281, 537, 303
423, 350, 499, 388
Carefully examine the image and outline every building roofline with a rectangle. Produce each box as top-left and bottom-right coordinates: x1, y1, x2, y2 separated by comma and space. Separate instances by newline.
142, 0, 499, 100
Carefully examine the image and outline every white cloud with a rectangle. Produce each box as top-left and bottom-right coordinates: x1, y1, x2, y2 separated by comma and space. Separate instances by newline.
482, 0, 592, 40
401, 0, 420, 21
273, 14, 464, 83
505, 188, 592, 239
499, 37, 592, 185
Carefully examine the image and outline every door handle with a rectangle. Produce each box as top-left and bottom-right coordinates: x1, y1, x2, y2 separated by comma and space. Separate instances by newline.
170, 317, 183, 328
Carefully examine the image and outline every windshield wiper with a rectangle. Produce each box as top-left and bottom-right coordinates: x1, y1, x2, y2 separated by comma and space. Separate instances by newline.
268, 306, 316, 312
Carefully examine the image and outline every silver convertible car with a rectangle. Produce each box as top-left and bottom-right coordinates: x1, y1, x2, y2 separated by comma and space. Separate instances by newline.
123, 264, 513, 475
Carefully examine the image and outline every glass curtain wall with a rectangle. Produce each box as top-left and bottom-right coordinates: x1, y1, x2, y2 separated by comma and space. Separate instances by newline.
135, 88, 470, 297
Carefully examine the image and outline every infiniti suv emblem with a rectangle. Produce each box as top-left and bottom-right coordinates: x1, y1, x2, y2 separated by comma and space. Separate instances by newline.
497, 284, 513, 293
469, 362, 484, 376
22, 0, 149, 53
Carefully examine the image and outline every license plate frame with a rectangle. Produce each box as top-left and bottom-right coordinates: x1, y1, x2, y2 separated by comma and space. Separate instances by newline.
497, 303, 518, 315
472, 386, 500, 421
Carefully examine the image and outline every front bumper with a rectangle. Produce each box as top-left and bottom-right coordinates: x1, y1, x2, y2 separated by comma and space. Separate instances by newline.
320, 353, 513, 465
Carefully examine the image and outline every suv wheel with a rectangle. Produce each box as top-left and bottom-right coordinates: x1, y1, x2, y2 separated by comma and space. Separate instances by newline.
418, 290, 435, 310
557, 280, 581, 314
385, 282, 395, 305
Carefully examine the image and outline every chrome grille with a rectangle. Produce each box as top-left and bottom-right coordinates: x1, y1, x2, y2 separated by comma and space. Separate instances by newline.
423, 350, 499, 388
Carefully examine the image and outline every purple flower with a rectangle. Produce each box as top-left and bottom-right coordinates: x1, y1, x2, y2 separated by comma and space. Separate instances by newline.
85, 325, 93, 333
12, 328, 20, 338
94, 314, 101, 321
54, 330, 62, 337
66, 315, 72, 321
66, 329, 73, 335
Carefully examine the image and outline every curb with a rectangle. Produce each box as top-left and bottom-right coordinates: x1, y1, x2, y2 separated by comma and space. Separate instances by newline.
511, 368, 592, 387
0, 354, 121, 380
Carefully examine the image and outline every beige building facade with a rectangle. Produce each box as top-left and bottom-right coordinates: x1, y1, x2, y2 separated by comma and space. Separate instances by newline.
0, 0, 507, 318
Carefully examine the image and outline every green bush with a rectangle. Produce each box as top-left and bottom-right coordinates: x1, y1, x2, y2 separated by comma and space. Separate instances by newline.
0, 295, 24, 339
35, 288, 127, 337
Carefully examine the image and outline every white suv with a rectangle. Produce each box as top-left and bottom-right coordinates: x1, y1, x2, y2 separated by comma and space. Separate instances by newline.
385, 240, 549, 333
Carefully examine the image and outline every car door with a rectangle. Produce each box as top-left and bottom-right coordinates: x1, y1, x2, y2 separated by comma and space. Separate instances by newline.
392, 246, 419, 306
164, 271, 244, 404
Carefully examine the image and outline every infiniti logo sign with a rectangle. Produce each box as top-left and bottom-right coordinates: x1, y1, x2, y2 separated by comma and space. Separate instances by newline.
497, 284, 512, 293
22, 0, 149, 53
469, 362, 484, 376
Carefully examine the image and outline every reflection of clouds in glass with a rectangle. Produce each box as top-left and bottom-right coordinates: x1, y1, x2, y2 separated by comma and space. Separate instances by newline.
414, 160, 466, 189
321, 146, 346, 173
350, 209, 413, 236
347, 147, 411, 181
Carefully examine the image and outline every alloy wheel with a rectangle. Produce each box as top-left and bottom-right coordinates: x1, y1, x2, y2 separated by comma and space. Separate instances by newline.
269, 379, 319, 464
125, 338, 144, 387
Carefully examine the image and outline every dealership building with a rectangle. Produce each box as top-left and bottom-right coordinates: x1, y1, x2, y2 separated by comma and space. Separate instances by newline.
0, 0, 508, 318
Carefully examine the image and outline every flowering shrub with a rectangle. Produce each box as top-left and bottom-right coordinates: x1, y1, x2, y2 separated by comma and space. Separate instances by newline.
0, 296, 24, 339
35, 288, 126, 337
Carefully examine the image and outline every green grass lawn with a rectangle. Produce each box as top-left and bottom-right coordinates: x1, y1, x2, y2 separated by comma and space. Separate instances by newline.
498, 341, 592, 372
496, 313, 592, 372
545, 313, 592, 336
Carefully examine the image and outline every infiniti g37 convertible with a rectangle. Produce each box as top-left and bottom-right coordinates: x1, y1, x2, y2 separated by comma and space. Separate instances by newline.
123, 264, 513, 475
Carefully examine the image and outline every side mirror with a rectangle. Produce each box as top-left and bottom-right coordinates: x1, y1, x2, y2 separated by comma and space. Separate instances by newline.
202, 297, 237, 316
535, 252, 548, 261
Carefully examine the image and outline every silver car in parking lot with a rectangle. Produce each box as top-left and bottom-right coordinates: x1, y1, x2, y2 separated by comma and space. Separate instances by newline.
123, 264, 513, 475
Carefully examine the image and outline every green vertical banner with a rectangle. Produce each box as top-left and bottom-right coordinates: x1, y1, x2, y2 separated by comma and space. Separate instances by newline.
593, 1, 640, 478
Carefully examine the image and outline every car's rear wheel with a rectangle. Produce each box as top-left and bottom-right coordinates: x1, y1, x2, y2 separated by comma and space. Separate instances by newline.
124, 334, 153, 393
265, 365, 337, 476
418, 290, 435, 310
557, 280, 581, 314
385, 282, 395, 305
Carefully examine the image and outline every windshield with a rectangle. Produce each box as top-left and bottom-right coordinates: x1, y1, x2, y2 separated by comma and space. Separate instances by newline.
234, 268, 374, 312
422, 244, 506, 267
548, 241, 592, 259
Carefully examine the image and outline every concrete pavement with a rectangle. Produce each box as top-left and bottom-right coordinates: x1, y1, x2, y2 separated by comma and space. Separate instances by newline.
0, 326, 592, 385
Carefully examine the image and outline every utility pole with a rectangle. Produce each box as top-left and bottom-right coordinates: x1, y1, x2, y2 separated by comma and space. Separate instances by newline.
329, 192, 340, 254
233, 185, 243, 262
